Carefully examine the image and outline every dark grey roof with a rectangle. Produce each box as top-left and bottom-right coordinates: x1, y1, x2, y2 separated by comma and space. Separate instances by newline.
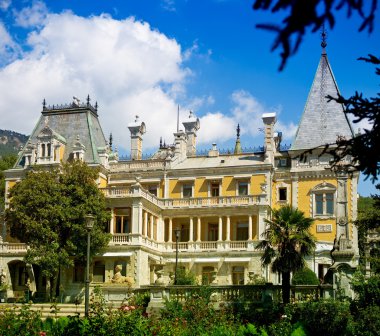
17, 103, 107, 164
290, 52, 354, 151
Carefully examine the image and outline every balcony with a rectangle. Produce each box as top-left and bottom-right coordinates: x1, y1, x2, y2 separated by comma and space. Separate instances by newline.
108, 234, 255, 252
102, 186, 267, 209
0, 242, 28, 254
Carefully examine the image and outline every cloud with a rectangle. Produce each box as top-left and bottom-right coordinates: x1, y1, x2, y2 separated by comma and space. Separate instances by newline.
198, 112, 235, 144
0, 22, 21, 65
161, 0, 176, 12
14, 0, 48, 28
0, 0, 11, 11
0, 11, 190, 153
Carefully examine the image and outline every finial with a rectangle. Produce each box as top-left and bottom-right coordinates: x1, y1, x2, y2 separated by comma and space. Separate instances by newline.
95, 101, 98, 111
189, 110, 193, 118
109, 133, 113, 150
87, 94, 90, 106
321, 24, 327, 53
160, 137, 162, 148
42, 98, 46, 110
237, 124, 240, 138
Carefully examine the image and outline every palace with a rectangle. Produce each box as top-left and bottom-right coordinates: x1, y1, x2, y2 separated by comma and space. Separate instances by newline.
1, 45, 359, 301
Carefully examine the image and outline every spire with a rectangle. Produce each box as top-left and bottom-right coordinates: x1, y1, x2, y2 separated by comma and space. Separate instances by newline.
234, 124, 242, 154
290, 37, 354, 151
109, 133, 113, 150
321, 24, 327, 55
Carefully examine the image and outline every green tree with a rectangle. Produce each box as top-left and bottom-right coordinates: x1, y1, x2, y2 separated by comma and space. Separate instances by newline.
6, 160, 111, 300
256, 205, 316, 304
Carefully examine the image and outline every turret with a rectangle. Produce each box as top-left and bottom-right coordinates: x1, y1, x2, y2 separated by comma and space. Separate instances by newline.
128, 116, 146, 160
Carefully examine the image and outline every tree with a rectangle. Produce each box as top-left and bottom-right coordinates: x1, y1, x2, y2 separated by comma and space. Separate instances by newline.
252, 1, 379, 183
256, 205, 316, 304
5, 160, 111, 300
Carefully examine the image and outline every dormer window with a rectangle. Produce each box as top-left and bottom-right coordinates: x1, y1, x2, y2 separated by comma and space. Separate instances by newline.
36, 126, 66, 164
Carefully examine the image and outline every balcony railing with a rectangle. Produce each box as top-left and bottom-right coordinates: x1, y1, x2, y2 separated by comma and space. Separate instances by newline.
0, 242, 28, 253
102, 186, 267, 209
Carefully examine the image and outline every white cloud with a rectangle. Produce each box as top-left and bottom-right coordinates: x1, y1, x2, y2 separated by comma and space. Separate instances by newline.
0, 12, 190, 153
0, 0, 11, 11
198, 112, 235, 144
14, 0, 48, 28
161, 0, 176, 12
0, 21, 21, 65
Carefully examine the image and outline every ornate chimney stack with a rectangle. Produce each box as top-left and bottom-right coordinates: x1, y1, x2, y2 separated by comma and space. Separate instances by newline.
182, 111, 200, 156
262, 113, 276, 164
128, 115, 146, 160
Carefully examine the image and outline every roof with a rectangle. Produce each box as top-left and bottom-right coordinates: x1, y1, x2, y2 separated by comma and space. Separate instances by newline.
16, 103, 107, 165
290, 52, 354, 151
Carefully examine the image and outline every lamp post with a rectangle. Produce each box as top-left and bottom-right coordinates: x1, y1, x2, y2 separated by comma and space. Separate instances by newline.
174, 228, 181, 285
84, 214, 94, 318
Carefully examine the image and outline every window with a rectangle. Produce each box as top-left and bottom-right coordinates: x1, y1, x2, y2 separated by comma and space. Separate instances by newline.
311, 183, 336, 217
279, 187, 287, 201
202, 266, 215, 285
315, 193, 334, 216
236, 223, 248, 240
182, 184, 193, 198
279, 158, 287, 167
210, 183, 220, 197
208, 223, 218, 241
148, 185, 158, 196
73, 262, 85, 283
93, 261, 105, 282
115, 215, 130, 233
238, 181, 248, 196
232, 266, 245, 285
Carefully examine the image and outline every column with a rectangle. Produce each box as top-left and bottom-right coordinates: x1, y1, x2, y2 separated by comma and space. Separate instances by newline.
109, 208, 114, 234
143, 211, 148, 237
218, 216, 223, 241
226, 216, 231, 241
150, 214, 154, 239
189, 217, 194, 242
164, 173, 168, 198
168, 218, 173, 242
131, 201, 142, 235
248, 215, 253, 240
196, 217, 201, 242
258, 209, 267, 240
138, 205, 143, 235
291, 176, 298, 208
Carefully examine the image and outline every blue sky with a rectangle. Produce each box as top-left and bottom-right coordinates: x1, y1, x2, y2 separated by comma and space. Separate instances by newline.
0, 0, 378, 195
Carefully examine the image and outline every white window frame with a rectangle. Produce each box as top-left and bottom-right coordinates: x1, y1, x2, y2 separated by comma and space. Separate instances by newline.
236, 180, 250, 196
311, 183, 336, 218
182, 183, 193, 198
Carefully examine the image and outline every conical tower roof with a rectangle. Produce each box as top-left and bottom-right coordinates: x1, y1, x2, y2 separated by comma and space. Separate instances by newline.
290, 49, 354, 151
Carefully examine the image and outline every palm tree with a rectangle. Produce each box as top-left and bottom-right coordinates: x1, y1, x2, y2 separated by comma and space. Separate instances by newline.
256, 205, 316, 304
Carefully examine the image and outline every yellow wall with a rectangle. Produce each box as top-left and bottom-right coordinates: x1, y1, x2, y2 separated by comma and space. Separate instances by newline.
195, 178, 208, 197
169, 179, 182, 199
251, 175, 266, 194
98, 175, 107, 188
222, 176, 235, 196
59, 144, 65, 161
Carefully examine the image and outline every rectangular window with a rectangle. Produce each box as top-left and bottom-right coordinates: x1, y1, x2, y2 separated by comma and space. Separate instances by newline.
236, 223, 248, 240
211, 183, 219, 197
326, 193, 334, 215
93, 262, 105, 283
238, 181, 248, 196
202, 266, 215, 285
208, 223, 218, 241
73, 262, 85, 283
115, 216, 130, 233
279, 158, 287, 167
279, 187, 287, 201
316, 194, 324, 215
232, 266, 245, 285
182, 184, 193, 198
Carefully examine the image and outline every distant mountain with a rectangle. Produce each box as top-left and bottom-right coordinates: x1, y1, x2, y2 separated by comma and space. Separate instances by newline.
0, 130, 28, 157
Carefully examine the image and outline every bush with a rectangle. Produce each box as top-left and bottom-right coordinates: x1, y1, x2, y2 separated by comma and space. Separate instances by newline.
175, 268, 197, 285
351, 304, 380, 336
285, 299, 353, 336
291, 268, 319, 285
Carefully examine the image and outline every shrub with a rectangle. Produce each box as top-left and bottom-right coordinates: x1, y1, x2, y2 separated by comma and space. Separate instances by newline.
351, 304, 380, 336
285, 299, 353, 336
175, 268, 197, 285
291, 268, 319, 285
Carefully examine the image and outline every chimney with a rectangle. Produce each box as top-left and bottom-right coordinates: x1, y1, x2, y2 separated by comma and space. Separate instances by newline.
182, 111, 200, 156
128, 115, 146, 160
262, 113, 276, 164
174, 129, 187, 161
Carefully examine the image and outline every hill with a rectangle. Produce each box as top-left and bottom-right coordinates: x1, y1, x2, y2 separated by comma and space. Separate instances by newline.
0, 129, 28, 157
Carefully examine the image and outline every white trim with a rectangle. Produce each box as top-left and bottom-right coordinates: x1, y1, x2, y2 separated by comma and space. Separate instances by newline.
102, 252, 133, 257
166, 258, 192, 263
194, 258, 220, 263
178, 177, 196, 181
224, 257, 251, 262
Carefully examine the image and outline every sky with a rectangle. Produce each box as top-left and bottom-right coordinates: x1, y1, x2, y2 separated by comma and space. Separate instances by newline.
0, 0, 378, 195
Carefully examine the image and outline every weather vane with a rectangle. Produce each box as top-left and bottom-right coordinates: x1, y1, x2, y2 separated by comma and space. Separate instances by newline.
321, 24, 327, 50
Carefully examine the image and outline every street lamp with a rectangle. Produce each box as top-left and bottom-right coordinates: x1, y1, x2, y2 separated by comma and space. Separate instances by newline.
84, 214, 95, 318
174, 228, 181, 285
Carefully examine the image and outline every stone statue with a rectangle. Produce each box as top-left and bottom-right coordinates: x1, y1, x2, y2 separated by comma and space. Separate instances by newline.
111, 265, 134, 287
